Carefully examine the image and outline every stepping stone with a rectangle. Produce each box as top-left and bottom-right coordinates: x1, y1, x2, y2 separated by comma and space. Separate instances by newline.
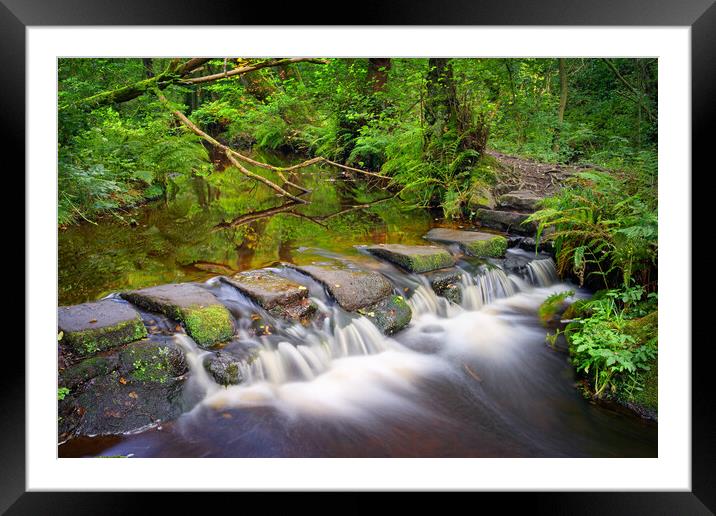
424, 268, 463, 304
364, 244, 455, 273
498, 190, 544, 212
287, 263, 393, 312
220, 270, 316, 321
424, 228, 508, 258
58, 299, 147, 358
358, 295, 412, 335
120, 283, 234, 347
58, 339, 189, 439
203, 349, 260, 386
474, 209, 538, 235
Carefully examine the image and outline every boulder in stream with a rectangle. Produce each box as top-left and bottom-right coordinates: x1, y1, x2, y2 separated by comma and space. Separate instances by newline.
359, 295, 412, 335
424, 268, 463, 304
220, 270, 316, 322
497, 190, 544, 212
121, 283, 235, 347
203, 348, 260, 386
474, 209, 537, 235
287, 262, 412, 334
424, 228, 508, 258
364, 244, 455, 273
287, 263, 393, 312
58, 338, 189, 440
58, 299, 147, 358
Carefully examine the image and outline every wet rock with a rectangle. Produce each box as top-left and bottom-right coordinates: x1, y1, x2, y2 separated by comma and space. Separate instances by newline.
58, 299, 147, 358
474, 209, 537, 235
121, 283, 235, 347
497, 190, 544, 212
287, 263, 393, 312
503, 248, 553, 276
58, 338, 189, 439
220, 270, 316, 322
424, 268, 463, 304
359, 295, 412, 335
518, 236, 554, 254
424, 228, 508, 258
365, 244, 455, 273
203, 349, 260, 386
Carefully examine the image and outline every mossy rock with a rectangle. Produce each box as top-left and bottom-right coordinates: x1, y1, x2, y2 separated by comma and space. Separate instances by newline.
365, 244, 455, 273
203, 348, 260, 386
424, 268, 463, 304
121, 283, 235, 347
464, 235, 507, 258
360, 295, 412, 335
424, 228, 507, 258
58, 339, 189, 439
58, 299, 147, 358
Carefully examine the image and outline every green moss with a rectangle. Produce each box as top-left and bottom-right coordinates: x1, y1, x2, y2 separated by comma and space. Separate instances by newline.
365, 295, 412, 335
465, 236, 507, 258
183, 304, 235, 347
391, 252, 452, 273
64, 317, 147, 357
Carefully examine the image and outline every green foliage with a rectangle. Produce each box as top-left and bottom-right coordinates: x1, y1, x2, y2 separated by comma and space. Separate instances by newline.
538, 290, 575, 325
567, 288, 657, 403
57, 387, 70, 401
526, 170, 657, 290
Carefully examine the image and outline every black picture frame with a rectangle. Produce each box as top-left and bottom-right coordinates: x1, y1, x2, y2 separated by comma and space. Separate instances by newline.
4, 0, 710, 513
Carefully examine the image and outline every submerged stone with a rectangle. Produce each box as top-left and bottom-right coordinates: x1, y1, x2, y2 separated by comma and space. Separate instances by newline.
58, 299, 147, 358
203, 348, 260, 386
359, 295, 412, 335
220, 270, 316, 322
365, 244, 455, 273
424, 228, 508, 258
497, 190, 544, 212
58, 338, 189, 439
424, 268, 463, 304
121, 283, 234, 347
474, 209, 537, 235
287, 263, 393, 312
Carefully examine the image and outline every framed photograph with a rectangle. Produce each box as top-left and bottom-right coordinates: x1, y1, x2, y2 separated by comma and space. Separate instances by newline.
6, 0, 710, 512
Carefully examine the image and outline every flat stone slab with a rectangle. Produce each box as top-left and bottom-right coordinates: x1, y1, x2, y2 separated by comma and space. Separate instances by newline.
498, 190, 544, 212
220, 270, 315, 321
288, 263, 393, 312
121, 283, 234, 347
424, 228, 508, 258
475, 209, 537, 235
365, 244, 455, 273
58, 299, 147, 357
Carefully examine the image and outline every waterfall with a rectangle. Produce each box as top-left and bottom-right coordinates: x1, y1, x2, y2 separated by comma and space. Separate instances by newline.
460, 267, 519, 310
525, 258, 559, 286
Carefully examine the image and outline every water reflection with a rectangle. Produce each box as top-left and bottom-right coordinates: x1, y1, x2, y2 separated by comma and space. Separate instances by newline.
59, 151, 431, 305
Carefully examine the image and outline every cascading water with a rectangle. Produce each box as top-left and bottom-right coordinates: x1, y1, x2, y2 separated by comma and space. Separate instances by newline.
73, 247, 656, 459
460, 266, 519, 310
526, 258, 559, 286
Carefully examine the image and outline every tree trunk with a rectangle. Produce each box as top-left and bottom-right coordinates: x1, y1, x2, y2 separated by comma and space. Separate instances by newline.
367, 58, 391, 93
553, 58, 568, 153
143, 58, 154, 78
424, 58, 487, 155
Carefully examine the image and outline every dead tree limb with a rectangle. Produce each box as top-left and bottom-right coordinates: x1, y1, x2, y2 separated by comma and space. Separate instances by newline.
156, 91, 309, 204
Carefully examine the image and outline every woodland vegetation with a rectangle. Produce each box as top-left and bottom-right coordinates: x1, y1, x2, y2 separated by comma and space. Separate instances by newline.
58, 57, 658, 415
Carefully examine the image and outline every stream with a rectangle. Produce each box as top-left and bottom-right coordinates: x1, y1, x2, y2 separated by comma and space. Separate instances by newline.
58, 152, 656, 458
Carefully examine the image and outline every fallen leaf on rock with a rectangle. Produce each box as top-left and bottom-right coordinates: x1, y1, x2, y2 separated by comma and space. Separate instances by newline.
128, 391, 138, 399
119, 377, 128, 385
175, 325, 183, 332
89, 319, 97, 324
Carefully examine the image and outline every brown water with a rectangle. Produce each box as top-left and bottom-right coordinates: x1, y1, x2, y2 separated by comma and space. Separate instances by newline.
58, 152, 657, 458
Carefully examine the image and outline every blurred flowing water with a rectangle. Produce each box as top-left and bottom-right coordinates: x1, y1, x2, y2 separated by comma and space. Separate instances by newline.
58, 151, 656, 458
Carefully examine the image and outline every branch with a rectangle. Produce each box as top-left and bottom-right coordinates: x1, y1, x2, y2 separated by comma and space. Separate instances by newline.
181, 58, 328, 85
601, 58, 656, 122
156, 91, 309, 204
